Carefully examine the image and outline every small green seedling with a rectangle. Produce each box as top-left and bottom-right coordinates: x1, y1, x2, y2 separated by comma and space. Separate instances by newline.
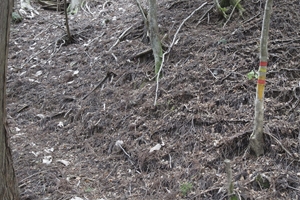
218, 38, 227, 45
180, 182, 193, 196
85, 187, 93, 193
255, 174, 270, 189
247, 70, 258, 80
12, 12, 22, 23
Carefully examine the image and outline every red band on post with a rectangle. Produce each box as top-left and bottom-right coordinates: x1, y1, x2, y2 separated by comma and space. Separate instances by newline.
257, 79, 266, 84
260, 61, 268, 67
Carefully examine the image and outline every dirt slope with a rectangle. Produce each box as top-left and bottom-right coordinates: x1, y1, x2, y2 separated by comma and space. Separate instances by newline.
7, 0, 300, 199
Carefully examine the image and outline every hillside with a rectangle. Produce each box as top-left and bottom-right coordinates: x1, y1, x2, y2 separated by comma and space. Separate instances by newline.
7, 0, 300, 199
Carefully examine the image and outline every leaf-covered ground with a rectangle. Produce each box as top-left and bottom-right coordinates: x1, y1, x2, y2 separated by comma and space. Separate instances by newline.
7, 0, 300, 199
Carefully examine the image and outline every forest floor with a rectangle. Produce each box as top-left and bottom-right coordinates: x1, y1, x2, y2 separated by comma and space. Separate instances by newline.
7, 0, 300, 199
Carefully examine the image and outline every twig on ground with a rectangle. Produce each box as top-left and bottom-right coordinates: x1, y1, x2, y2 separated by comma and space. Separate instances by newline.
82, 71, 117, 100
223, 0, 241, 28
207, 12, 210, 23
288, 87, 300, 113
84, 32, 105, 47
196, 3, 215, 26
208, 68, 218, 79
115, 140, 134, 165
117, 143, 131, 158
265, 125, 293, 157
287, 185, 300, 192
111, 53, 118, 62
131, 48, 152, 60
33, 26, 50, 40
17, 104, 29, 113
19, 171, 46, 188
81, 2, 94, 16
21, 43, 53, 68
38, 38, 65, 68
135, 0, 147, 22
105, 163, 118, 179
192, 187, 221, 198
108, 25, 133, 52
154, 2, 208, 105
243, 13, 261, 24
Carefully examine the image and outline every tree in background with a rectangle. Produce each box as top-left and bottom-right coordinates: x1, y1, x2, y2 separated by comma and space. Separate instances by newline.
19, 0, 82, 15
0, 0, 20, 199
134, 0, 163, 77
19, 0, 39, 17
250, 0, 274, 156
215, 0, 244, 19
67, 0, 84, 14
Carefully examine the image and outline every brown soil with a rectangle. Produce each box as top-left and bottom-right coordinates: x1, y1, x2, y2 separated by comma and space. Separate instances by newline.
7, 0, 300, 199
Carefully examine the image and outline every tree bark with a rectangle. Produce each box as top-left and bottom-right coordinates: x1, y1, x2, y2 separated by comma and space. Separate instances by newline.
148, 0, 163, 76
0, 0, 20, 199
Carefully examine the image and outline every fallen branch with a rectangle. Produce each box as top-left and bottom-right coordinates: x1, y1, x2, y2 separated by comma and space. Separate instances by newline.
223, 0, 241, 28
82, 71, 117, 100
108, 25, 133, 52
265, 125, 293, 157
131, 48, 152, 60
21, 43, 53, 68
154, 2, 208, 105
135, 0, 147, 22
196, 3, 215, 26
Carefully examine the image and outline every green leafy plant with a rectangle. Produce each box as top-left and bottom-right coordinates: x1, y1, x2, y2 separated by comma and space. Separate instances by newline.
180, 182, 193, 196
247, 70, 258, 80
255, 174, 270, 189
85, 187, 93, 193
12, 12, 22, 23
218, 38, 227, 45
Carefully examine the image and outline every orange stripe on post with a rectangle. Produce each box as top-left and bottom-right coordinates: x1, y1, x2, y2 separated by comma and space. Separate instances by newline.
260, 61, 268, 66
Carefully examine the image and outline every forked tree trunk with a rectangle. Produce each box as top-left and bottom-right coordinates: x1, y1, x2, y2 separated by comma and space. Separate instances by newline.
250, 0, 273, 156
0, 0, 20, 199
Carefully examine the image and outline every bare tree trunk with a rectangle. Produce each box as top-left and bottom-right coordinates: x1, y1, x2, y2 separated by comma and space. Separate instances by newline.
0, 0, 20, 199
148, 0, 163, 76
250, 0, 273, 156
64, 0, 72, 39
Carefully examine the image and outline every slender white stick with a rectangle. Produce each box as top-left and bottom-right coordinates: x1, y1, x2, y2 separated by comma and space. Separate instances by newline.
154, 2, 208, 105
